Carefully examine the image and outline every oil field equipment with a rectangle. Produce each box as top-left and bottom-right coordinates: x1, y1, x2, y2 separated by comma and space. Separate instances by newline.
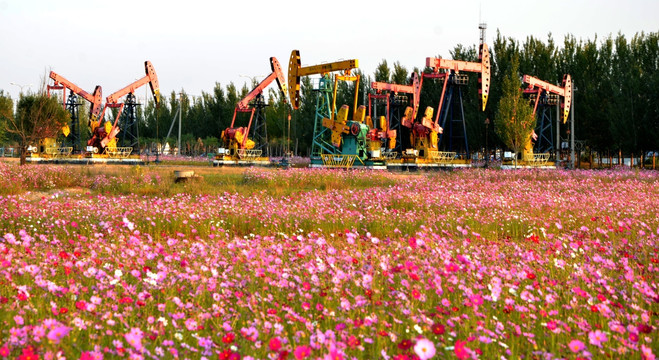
288, 50, 383, 168
521, 74, 572, 165
219, 57, 288, 162
424, 35, 491, 160
91, 61, 160, 157
370, 72, 421, 156
45, 72, 103, 155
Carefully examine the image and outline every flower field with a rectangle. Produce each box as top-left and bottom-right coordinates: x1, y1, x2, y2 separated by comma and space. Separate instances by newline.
0, 163, 657, 360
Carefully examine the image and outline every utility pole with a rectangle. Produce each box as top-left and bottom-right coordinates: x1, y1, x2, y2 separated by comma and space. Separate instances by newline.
570, 86, 575, 169
556, 102, 560, 164
178, 92, 182, 156
9, 82, 32, 94
484, 117, 490, 168
287, 113, 291, 157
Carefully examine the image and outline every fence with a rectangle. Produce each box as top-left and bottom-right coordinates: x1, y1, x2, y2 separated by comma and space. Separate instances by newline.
0, 147, 15, 157
474, 148, 658, 170
579, 151, 657, 170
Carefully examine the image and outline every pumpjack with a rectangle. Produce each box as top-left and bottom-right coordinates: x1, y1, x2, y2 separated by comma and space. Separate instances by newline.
90, 61, 160, 156
369, 72, 421, 157
44, 73, 103, 155
288, 50, 382, 168
521, 74, 572, 164
218, 57, 288, 164
424, 41, 490, 162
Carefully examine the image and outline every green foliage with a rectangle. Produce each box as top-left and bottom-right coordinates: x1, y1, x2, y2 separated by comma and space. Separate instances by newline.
203, 136, 219, 152
4, 93, 70, 164
374, 59, 390, 83
0, 90, 13, 142
494, 56, 535, 163
391, 61, 408, 85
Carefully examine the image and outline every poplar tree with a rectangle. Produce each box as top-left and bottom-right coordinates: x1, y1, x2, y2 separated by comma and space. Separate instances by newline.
391, 62, 409, 85
374, 60, 390, 83
494, 56, 535, 168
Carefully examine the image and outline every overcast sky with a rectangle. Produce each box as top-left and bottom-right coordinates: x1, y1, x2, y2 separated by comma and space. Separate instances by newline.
1, 0, 657, 104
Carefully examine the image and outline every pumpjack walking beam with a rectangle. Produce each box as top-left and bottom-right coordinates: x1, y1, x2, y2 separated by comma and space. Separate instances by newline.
47, 72, 103, 153
522, 74, 572, 154
287, 50, 359, 158
96, 61, 160, 154
370, 72, 421, 153
222, 57, 288, 156
425, 42, 491, 156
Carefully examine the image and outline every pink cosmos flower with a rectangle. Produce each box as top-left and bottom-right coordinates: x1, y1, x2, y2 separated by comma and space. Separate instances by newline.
184, 318, 198, 331
414, 338, 436, 360
641, 344, 656, 360
478, 335, 492, 344
588, 330, 607, 347
47, 325, 70, 344
124, 328, 144, 351
568, 339, 585, 353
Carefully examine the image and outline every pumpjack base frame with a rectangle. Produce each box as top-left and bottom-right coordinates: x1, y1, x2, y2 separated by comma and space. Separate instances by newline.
500, 161, 556, 169
309, 157, 386, 170
385, 159, 471, 171
212, 157, 272, 167
26, 156, 143, 165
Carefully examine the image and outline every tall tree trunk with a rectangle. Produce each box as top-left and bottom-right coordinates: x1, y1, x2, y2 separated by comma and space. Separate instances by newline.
19, 145, 27, 166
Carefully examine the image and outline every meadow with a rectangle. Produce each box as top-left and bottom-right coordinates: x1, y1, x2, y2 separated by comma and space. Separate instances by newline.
0, 162, 657, 360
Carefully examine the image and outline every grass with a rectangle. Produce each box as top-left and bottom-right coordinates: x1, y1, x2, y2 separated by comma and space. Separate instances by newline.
0, 161, 403, 198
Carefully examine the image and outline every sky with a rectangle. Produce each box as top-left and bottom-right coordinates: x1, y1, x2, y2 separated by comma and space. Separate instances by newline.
1, 0, 657, 106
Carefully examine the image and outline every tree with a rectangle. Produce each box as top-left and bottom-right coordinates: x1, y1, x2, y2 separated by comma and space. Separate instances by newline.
391, 62, 408, 85
0, 90, 13, 142
202, 136, 219, 154
3, 93, 70, 165
494, 56, 535, 168
374, 60, 390, 83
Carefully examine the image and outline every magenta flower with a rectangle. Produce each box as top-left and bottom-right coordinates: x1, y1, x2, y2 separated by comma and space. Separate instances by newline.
588, 330, 608, 347
294, 345, 311, 359
47, 325, 70, 344
454, 340, 469, 359
470, 294, 484, 307
568, 339, 585, 353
